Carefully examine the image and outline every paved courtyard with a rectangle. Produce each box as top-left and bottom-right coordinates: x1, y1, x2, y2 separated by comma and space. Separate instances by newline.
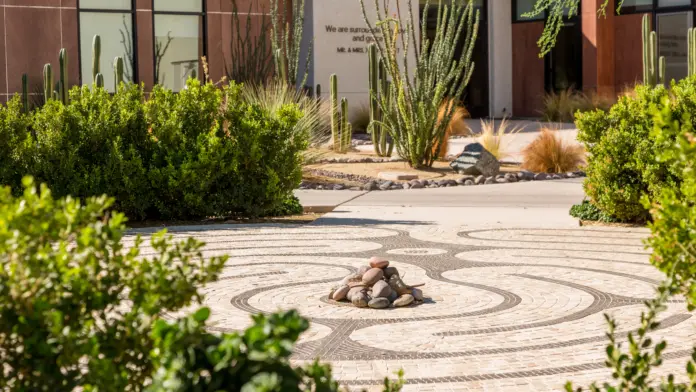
131, 180, 694, 391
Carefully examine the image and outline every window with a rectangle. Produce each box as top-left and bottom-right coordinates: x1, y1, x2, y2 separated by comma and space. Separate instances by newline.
153, 0, 205, 91
78, 0, 136, 91
513, 0, 544, 22
658, 12, 692, 82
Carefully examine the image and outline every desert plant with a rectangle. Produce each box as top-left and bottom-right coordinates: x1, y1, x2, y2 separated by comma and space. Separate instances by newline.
226, 0, 274, 85
58, 48, 69, 104
43, 64, 53, 103
368, 42, 393, 157
20, 74, 28, 113
154, 32, 174, 85
114, 56, 124, 90
351, 103, 372, 133
330, 74, 352, 153
541, 88, 612, 122
92, 34, 101, 81
569, 200, 618, 222
360, 0, 479, 168
271, 0, 311, 87
521, 127, 585, 173
643, 14, 666, 87
689, 27, 696, 77
433, 99, 470, 160
0, 177, 227, 390
477, 118, 522, 161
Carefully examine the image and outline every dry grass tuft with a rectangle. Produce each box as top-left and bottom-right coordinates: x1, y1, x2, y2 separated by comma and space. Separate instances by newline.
478, 118, 523, 161
541, 88, 614, 123
522, 127, 586, 173
350, 104, 372, 133
433, 99, 471, 159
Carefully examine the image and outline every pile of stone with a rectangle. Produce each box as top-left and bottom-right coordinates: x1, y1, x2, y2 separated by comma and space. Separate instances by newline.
328, 257, 424, 309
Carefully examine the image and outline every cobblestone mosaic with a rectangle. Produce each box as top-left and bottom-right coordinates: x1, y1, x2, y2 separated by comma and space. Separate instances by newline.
130, 225, 695, 391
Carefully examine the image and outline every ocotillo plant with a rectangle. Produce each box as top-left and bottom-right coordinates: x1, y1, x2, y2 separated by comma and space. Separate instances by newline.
43, 64, 53, 103
642, 14, 665, 87
114, 57, 124, 90
21, 74, 28, 113
689, 28, 696, 77
367, 43, 393, 157
330, 74, 351, 153
92, 34, 101, 81
58, 48, 69, 104
359, 0, 479, 168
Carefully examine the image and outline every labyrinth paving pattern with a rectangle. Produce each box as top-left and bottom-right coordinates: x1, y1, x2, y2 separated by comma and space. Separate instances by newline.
133, 224, 695, 391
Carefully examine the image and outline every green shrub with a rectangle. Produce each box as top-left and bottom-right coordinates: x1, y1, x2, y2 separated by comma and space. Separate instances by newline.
0, 80, 306, 221
0, 177, 227, 390
575, 84, 679, 222
569, 200, 617, 222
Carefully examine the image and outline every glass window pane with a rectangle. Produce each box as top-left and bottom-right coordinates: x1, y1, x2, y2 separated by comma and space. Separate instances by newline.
79, 0, 131, 10
80, 12, 135, 92
657, 11, 692, 83
658, 0, 691, 7
515, 0, 544, 21
621, 0, 654, 7
155, 14, 202, 91
154, 0, 202, 12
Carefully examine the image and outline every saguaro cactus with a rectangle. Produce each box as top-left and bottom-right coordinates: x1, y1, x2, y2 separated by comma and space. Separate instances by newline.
330, 74, 352, 153
43, 64, 53, 103
368, 43, 393, 157
59, 48, 69, 104
642, 14, 665, 87
92, 34, 101, 81
114, 56, 124, 90
689, 28, 696, 77
21, 74, 28, 113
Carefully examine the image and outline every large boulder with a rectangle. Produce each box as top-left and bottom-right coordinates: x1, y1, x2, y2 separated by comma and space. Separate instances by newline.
449, 143, 500, 177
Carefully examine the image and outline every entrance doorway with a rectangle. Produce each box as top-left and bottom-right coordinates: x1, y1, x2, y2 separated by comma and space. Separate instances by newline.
545, 18, 582, 92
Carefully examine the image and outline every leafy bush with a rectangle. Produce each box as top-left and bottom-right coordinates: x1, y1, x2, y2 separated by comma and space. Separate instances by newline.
521, 127, 585, 173
569, 200, 617, 222
0, 177, 227, 390
0, 80, 306, 221
575, 84, 679, 222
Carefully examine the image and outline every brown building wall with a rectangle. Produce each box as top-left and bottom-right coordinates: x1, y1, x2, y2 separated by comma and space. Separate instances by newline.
614, 13, 645, 93
511, 22, 545, 118
0, 0, 271, 103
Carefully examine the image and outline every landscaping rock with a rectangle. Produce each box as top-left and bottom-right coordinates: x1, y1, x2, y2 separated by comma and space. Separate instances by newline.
332, 285, 350, 301
363, 181, 379, 191
368, 297, 390, 309
372, 280, 392, 298
394, 294, 415, 307
362, 268, 384, 285
402, 183, 411, 189
484, 177, 496, 185
475, 175, 486, 185
379, 172, 419, 181
352, 292, 369, 308
387, 290, 398, 303
496, 178, 508, 184
383, 266, 399, 278
409, 181, 424, 189
341, 273, 362, 286
464, 180, 475, 186
449, 143, 500, 177
347, 286, 365, 301
412, 288, 424, 301
379, 181, 394, 190
357, 265, 371, 275
504, 173, 518, 182
369, 257, 389, 269
534, 173, 548, 181
333, 184, 345, 190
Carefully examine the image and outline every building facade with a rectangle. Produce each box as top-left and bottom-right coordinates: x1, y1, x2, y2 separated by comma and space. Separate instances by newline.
0, 0, 690, 117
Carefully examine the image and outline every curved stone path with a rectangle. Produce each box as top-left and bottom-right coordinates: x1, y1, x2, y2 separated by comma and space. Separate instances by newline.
131, 222, 694, 391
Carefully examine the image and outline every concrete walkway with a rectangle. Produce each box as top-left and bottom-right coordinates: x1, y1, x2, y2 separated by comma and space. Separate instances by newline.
134, 180, 693, 391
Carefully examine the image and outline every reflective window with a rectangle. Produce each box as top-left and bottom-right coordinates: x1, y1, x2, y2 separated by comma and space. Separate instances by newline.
79, 1, 135, 91
658, 11, 693, 83
514, 0, 545, 22
153, 2, 204, 91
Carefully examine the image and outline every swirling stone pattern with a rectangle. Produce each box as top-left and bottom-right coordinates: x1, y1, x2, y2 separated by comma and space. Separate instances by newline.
129, 225, 694, 391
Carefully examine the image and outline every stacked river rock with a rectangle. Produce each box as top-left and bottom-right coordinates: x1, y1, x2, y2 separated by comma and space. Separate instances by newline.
328, 257, 425, 309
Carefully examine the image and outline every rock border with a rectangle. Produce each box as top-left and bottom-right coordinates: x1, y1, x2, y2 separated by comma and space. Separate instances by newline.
300, 170, 586, 191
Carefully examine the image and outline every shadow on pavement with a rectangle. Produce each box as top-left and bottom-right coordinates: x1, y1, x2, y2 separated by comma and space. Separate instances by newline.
310, 217, 432, 226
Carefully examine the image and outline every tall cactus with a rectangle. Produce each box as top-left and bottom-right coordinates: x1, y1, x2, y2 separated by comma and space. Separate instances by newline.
114, 56, 124, 91
95, 73, 104, 89
689, 28, 696, 77
21, 74, 28, 113
92, 34, 101, 81
368, 43, 393, 157
330, 74, 351, 153
642, 14, 665, 87
58, 48, 69, 104
43, 64, 53, 103
316, 84, 321, 99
